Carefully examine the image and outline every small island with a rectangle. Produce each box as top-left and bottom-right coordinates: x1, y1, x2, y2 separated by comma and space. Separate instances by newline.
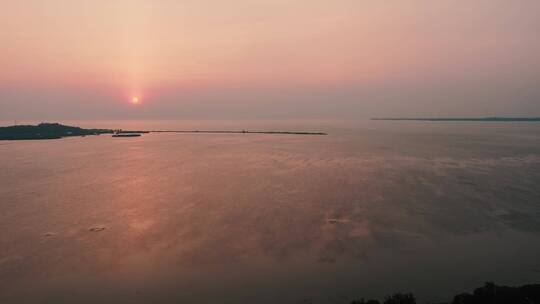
0, 123, 114, 140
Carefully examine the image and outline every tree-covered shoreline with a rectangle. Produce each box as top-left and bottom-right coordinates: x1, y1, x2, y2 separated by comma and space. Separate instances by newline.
0, 123, 113, 140
347, 282, 540, 304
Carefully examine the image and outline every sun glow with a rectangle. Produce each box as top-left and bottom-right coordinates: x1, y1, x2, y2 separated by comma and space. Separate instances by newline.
131, 96, 140, 104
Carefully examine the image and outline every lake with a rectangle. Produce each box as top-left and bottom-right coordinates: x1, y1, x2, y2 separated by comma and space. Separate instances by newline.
1, 120, 540, 303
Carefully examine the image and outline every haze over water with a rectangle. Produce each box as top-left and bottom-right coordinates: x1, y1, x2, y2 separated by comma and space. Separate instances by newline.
1, 120, 540, 303
2, 0, 540, 302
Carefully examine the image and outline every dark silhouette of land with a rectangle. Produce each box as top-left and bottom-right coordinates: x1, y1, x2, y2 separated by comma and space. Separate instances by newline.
0, 123, 327, 140
0, 123, 113, 140
371, 117, 540, 122
351, 293, 416, 304
348, 282, 540, 304
112, 133, 142, 137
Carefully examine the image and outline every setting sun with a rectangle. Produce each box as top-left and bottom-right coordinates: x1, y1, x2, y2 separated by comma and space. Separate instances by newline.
131, 96, 140, 104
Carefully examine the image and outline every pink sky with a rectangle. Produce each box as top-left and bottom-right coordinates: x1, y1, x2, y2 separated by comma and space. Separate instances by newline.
1, 0, 539, 119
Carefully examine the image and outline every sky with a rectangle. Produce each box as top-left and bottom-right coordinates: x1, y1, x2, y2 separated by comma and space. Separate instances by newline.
1, 0, 539, 120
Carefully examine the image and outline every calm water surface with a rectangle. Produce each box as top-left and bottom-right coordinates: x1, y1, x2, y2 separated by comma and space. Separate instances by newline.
1, 120, 540, 303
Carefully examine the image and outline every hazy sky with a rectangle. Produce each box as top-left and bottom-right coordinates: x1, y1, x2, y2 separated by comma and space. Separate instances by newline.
1, 0, 539, 120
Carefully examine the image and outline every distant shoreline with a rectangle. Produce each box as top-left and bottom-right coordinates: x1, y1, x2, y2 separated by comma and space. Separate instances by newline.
0, 123, 327, 140
371, 117, 540, 122
0, 123, 114, 140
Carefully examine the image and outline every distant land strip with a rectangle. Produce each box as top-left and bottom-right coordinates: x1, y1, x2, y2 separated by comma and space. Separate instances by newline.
371, 117, 540, 122
150, 130, 327, 135
0, 123, 327, 140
